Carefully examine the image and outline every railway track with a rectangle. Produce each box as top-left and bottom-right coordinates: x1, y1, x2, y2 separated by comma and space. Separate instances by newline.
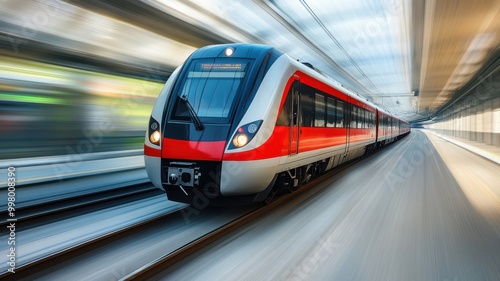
122, 158, 365, 280
0, 195, 185, 280
0, 183, 157, 225
2, 147, 388, 280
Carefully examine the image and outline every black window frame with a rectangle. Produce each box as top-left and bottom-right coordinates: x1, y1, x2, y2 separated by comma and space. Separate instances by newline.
170, 58, 252, 123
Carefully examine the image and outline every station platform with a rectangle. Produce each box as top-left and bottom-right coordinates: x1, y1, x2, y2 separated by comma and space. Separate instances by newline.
425, 130, 500, 165
0, 149, 144, 188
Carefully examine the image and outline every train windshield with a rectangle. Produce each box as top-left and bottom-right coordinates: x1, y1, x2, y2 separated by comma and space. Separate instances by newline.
172, 58, 250, 122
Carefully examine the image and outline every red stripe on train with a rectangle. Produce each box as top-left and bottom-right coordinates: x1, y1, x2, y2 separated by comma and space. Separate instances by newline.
161, 138, 226, 161
223, 127, 287, 161
223, 126, 375, 161
144, 144, 161, 157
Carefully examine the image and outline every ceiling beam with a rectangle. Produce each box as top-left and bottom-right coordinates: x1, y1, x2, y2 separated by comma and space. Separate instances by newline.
255, 0, 375, 96
63, 0, 229, 47
411, 0, 425, 105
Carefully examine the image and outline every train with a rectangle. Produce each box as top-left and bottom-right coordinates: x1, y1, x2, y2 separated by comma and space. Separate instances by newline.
144, 43, 410, 205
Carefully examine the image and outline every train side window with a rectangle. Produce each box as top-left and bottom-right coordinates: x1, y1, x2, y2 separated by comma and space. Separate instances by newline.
276, 89, 292, 126
358, 108, 363, 128
366, 110, 370, 128
358, 107, 362, 128
354, 107, 359, 128
336, 100, 344, 128
351, 106, 357, 128
315, 93, 326, 127
300, 89, 314, 127
326, 97, 336, 127
360, 108, 363, 128
362, 109, 367, 128
360, 108, 365, 128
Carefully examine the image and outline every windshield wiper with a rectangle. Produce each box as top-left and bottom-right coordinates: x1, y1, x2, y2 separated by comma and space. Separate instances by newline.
180, 94, 204, 131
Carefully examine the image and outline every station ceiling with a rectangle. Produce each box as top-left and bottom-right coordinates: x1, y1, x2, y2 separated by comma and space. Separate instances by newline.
1, 0, 499, 122
149, 0, 500, 122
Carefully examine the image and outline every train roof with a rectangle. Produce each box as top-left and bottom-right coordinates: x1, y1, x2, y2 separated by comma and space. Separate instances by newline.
285, 52, 404, 121
189, 43, 405, 122
190, 43, 284, 60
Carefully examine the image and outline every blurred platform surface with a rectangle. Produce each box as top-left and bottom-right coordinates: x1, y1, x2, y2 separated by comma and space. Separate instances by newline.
159, 129, 500, 281
427, 130, 500, 165
0, 149, 143, 188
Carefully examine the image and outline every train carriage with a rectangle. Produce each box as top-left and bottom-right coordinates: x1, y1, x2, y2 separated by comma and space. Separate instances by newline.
144, 43, 410, 205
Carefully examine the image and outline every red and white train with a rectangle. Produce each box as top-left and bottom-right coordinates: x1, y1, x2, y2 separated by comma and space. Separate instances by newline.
144, 44, 410, 205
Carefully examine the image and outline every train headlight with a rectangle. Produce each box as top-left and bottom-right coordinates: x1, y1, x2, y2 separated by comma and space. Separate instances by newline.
150, 130, 161, 144
228, 120, 263, 149
233, 133, 249, 147
148, 117, 161, 146
224, 47, 234, 56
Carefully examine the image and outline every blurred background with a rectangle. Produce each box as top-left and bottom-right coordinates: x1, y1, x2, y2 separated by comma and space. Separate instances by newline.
1, 0, 499, 159
0, 2, 499, 279
0, 0, 189, 159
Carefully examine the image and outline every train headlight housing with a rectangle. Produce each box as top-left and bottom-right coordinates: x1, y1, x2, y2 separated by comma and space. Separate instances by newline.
148, 117, 161, 146
229, 120, 263, 149
150, 130, 161, 144
224, 47, 234, 56
233, 133, 249, 147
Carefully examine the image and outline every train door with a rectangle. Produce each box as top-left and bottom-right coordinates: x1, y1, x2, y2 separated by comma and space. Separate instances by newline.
344, 98, 351, 158
289, 79, 300, 156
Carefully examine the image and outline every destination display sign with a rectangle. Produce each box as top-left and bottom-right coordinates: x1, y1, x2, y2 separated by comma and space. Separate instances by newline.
200, 63, 246, 71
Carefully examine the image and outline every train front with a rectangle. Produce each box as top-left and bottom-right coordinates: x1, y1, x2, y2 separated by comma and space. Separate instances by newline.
144, 44, 282, 205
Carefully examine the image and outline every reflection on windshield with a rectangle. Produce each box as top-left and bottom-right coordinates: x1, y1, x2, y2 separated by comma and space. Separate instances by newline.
173, 59, 249, 120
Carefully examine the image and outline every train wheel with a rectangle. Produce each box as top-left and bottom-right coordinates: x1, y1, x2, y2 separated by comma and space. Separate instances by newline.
283, 169, 299, 193
302, 164, 314, 184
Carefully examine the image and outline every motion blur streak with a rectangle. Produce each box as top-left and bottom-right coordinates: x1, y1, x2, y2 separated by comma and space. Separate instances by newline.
0, 0, 196, 67
0, 55, 164, 159
0, 0, 205, 159
427, 131, 500, 217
